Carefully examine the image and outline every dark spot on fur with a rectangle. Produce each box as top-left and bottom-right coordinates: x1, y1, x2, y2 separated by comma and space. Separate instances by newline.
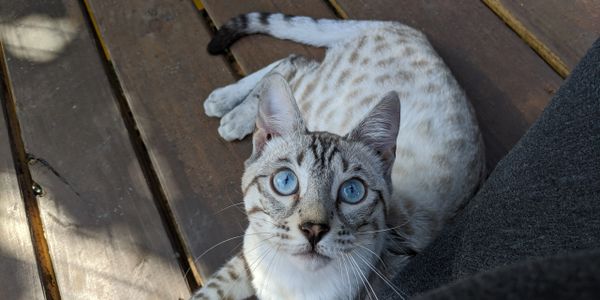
297, 151, 305, 166
396, 70, 415, 82
259, 12, 270, 25
374, 43, 390, 52
228, 269, 239, 280
337, 70, 352, 87
247, 206, 264, 215
283, 14, 294, 21
352, 74, 367, 85
301, 82, 317, 100
207, 282, 219, 289
349, 51, 359, 63
375, 74, 392, 84
411, 59, 429, 67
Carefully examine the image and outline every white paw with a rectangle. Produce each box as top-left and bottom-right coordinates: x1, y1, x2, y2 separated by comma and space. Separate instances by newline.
217, 97, 258, 141
203, 86, 248, 117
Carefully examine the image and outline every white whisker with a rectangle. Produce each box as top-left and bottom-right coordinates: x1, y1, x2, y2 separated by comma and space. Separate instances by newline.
349, 253, 379, 300
355, 223, 409, 235
215, 202, 245, 215
247, 215, 280, 227
259, 245, 281, 297
341, 253, 353, 294
185, 232, 274, 278
355, 250, 406, 299
248, 245, 274, 274
345, 253, 374, 300
355, 243, 387, 268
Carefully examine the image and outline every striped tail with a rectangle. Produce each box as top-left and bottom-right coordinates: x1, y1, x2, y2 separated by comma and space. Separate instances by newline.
207, 12, 386, 54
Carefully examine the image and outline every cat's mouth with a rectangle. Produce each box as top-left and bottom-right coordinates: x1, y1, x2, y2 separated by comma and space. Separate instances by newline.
292, 250, 331, 261
289, 249, 332, 271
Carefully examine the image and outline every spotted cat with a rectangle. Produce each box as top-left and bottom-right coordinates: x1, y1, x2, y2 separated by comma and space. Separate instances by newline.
192, 12, 484, 300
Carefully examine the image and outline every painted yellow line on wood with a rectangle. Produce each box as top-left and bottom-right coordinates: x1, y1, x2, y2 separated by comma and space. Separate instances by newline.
82, 0, 112, 62
0, 42, 62, 300
192, 0, 205, 11
483, 0, 569, 78
328, 0, 349, 19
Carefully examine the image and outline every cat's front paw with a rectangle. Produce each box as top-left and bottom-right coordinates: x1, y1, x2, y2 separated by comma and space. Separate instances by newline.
204, 85, 249, 117
218, 96, 258, 141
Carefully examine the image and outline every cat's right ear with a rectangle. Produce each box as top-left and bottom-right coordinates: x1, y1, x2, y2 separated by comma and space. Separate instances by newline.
348, 91, 400, 177
252, 73, 305, 155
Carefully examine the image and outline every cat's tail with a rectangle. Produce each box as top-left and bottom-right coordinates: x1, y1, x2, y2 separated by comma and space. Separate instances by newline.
207, 12, 388, 54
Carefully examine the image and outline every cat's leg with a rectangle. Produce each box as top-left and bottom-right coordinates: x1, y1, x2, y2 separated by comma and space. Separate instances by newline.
204, 59, 284, 117
190, 253, 254, 300
217, 55, 315, 141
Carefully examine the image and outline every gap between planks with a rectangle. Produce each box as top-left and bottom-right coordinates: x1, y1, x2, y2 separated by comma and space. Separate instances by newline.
80, 0, 202, 291
0, 42, 62, 300
482, 0, 569, 78
194, 0, 245, 77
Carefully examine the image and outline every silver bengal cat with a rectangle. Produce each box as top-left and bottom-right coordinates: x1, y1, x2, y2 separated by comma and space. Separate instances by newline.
192, 12, 485, 300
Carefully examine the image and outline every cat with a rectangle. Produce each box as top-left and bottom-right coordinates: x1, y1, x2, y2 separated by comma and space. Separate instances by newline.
191, 12, 485, 300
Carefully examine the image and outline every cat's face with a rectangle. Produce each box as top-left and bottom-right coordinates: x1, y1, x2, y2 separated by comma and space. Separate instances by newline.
240, 74, 400, 272
242, 131, 390, 271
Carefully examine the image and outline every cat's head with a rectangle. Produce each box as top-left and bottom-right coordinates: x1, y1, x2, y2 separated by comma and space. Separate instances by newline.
241, 74, 400, 272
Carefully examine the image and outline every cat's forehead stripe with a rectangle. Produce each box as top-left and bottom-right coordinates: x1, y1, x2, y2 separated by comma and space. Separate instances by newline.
307, 133, 344, 170
296, 151, 305, 166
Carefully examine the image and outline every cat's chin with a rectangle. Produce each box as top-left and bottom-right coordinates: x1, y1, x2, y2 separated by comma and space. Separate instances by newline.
289, 251, 332, 271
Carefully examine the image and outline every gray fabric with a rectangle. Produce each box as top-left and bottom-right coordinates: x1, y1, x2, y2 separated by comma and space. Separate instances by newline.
412, 250, 600, 300
384, 38, 600, 299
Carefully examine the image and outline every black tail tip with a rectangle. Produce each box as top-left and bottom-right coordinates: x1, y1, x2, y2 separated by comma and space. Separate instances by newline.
207, 27, 245, 55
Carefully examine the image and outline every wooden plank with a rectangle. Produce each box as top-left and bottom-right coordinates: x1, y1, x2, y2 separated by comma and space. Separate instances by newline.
0, 0, 189, 298
334, 0, 563, 167
202, 0, 336, 74
83, 0, 250, 280
484, 0, 600, 77
0, 79, 44, 299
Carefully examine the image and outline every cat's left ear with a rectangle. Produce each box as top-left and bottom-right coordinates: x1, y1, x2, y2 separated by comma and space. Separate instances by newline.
348, 91, 400, 175
252, 73, 306, 155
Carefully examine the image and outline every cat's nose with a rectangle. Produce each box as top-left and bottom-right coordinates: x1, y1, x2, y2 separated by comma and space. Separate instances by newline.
300, 222, 330, 246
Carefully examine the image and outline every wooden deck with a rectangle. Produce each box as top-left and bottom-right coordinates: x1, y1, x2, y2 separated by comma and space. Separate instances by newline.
0, 0, 597, 299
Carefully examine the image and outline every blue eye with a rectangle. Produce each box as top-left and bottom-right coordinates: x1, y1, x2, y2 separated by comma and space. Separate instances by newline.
339, 179, 366, 204
271, 169, 298, 196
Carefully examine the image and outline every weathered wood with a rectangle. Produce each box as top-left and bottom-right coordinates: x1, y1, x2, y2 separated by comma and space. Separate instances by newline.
0, 0, 189, 298
0, 78, 44, 299
334, 0, 563, 168
202, 0, 336, 74
484, 0, 600, 76
84, 0, 250, 280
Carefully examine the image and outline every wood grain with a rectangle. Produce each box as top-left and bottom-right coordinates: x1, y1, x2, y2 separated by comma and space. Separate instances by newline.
334, 0, 563, 168
84, 0, 250, 280
484, 0, 600, 76
0, 0, 189, 298
202, 0, 336, 74
0, 76, 44, 300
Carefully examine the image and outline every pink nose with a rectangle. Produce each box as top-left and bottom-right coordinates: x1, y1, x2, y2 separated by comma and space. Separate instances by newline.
300, 222, 330, 247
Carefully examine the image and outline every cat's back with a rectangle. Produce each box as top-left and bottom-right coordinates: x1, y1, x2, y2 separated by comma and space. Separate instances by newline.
290, 23, 485, 240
